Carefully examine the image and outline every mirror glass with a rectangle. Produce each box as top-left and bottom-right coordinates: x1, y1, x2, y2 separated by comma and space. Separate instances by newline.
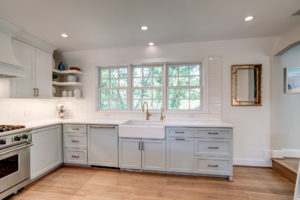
232, 64, 262, 106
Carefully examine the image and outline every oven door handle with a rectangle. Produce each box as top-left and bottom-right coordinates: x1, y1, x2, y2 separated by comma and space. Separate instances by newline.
0, 144, 33, 156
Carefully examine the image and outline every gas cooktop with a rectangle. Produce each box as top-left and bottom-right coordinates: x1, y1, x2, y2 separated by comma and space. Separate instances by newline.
0, 125, 25, 132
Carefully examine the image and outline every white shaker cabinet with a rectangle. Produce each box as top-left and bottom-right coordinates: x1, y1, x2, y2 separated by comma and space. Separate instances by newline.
11, 39, 52, 98
30, 125, 63, 180
119, 138, 141, 169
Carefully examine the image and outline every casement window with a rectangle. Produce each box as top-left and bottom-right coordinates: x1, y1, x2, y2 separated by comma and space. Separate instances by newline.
97, 63, 202, 111
131, 65, 163, 110
167, 64, 202, 110
99, 66, 128, 110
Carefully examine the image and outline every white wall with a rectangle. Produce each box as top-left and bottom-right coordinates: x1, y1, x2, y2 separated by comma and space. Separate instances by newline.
271, 44, 300, 153
58, 37, 277, 166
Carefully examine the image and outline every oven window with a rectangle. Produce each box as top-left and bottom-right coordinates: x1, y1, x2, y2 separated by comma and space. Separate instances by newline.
0, 155, 18, 179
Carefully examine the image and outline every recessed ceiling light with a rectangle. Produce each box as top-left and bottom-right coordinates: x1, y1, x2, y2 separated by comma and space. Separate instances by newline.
61, 33, 68, 38
148, 42, 154, 46
141, 26, 148, 31
244, 16, 254, 22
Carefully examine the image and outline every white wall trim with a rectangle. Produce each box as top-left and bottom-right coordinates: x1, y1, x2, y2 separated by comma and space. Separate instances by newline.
272, 149, 300, 159
233, 158, 271, 167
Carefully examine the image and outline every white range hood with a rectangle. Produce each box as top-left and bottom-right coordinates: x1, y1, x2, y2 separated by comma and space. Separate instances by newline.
0, 31, 24, 78
0, 19, 24, 78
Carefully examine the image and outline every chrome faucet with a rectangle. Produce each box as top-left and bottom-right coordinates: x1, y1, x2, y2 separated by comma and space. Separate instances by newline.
160, 108, 165, 121
142, 102, 151, 120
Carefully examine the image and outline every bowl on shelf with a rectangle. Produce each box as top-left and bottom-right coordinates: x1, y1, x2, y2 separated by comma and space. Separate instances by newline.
67, 75, 77, 82
70, 66, 81, 71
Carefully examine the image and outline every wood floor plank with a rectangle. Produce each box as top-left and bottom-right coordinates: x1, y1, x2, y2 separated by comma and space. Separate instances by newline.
6, 166, 295, 200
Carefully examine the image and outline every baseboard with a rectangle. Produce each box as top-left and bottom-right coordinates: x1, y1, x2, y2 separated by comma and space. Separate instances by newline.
272, 149, 300, 159
233, 158, 271, 167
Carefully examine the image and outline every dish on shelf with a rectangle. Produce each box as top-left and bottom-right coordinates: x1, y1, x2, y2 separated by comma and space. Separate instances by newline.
70, 66, 81, 71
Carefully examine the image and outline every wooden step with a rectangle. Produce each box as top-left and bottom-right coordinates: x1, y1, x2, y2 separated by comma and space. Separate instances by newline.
272, 158, 299, 183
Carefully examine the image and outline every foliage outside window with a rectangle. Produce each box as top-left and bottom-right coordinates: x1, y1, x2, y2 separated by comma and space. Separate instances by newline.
132, 65, 163, 110
167, 64, 201, 110
99, 67, 128, 110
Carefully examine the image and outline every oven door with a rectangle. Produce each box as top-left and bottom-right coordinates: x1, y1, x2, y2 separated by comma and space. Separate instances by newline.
0, 144, 31, 194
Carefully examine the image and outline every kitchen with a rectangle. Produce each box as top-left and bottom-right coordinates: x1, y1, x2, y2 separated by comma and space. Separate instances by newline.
0, 0, 300, 200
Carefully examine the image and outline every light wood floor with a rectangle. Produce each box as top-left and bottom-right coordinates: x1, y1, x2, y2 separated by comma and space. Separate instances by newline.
7, 166, 295, 200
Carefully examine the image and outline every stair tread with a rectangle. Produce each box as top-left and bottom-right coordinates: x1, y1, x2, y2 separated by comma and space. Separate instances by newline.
272, 158, 299, 174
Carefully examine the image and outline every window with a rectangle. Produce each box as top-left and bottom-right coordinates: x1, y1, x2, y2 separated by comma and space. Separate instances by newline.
132, 65, 163, 110
167, 64, 201, 110
97, 63, 203, 112
99, 66, 128, 110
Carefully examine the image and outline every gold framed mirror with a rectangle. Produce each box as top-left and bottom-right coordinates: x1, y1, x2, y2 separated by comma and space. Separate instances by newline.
231, 64, 262, 106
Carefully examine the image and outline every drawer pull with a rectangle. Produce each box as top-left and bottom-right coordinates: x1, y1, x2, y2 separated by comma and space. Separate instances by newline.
175, 138, 185, 141
71, 128, 80, 131
208, 164, 219, 168
208, 147, 219, 149
71, 140, 80, 143
175, 131, 185, 134
90, 125, 115, 129
72, 155, 80, 158
208, 132, 219, 135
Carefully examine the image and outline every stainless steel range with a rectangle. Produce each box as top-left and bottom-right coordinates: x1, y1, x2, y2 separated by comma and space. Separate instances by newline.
0, 125, 31, 199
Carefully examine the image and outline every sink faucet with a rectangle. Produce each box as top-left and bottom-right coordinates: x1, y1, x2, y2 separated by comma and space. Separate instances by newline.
142, 102, 151, 120
160, 108, 165, 121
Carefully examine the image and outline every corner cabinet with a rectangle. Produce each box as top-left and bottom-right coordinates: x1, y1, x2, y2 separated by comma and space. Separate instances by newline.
119, 138, 166, 171
30, 125, 63, 180
11, 39, 52, 98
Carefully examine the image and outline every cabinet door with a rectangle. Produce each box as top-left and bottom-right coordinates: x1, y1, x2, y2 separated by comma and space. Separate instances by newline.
30, 125, 63, 180
35, 48, 52, 98
167, 137, 194, 173
119, 138, 141, 169
11, 39, 35, 98
142, 139, 166, 171
88, 125, 118, 167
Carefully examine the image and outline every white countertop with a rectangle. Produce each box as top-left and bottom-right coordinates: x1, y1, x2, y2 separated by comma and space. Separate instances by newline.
0, 119, 233, 137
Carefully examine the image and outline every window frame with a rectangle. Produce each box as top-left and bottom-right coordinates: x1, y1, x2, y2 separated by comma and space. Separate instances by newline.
131, 64, 165, 111
97, 65, 130, 111
96, 62, 207, 113
166, 63, 204, 112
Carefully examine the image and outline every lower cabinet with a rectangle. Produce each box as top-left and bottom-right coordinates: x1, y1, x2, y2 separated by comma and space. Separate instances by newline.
30, 125, 63, 180
119, 138, 166, 171
166, 137, 194, 173
88, 125, 119, 167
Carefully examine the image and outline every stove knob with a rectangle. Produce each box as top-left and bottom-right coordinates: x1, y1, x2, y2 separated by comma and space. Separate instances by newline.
22, 134, 28, 139
0, 139, 6, 145
14, 136, 21, 141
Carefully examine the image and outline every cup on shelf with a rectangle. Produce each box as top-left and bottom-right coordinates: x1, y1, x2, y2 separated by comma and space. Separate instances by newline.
67, 75, 77, 82
74, 88, 81, 98
62, 89, 67, 97
67, 90, 73, 97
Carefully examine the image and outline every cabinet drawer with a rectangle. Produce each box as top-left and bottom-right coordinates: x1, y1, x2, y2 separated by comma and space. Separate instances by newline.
64, 133, 87, 148
194, 157, 232, 176
63, 125, 87, 134
194, 139, 231, 157
166, 128, 194, 137
195, 128, 232, 139
64, 148, 87, 165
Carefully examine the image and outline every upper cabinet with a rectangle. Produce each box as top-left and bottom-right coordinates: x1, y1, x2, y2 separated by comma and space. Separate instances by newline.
11, 39, 52, 98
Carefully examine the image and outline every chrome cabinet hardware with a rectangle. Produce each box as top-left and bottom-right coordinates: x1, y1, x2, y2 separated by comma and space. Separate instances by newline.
208, 164, 219, 168
90, 125, 115, 129
175, 138, 185, 141
71, 140, 80, 143
175, 131, 185, 134
208, 147, 219, 149
72, 155, 80, 158
33, 88, 39, 97
208, 132, 219, 135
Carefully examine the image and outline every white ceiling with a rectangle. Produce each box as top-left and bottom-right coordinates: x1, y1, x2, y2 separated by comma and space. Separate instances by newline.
0, 0, 299, 52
